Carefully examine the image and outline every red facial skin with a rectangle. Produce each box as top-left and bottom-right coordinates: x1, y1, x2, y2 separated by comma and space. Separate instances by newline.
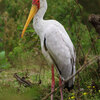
32, 0, 40, 9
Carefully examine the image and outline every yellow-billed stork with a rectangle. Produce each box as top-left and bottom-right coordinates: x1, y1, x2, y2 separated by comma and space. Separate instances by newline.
21, 0, 76, 100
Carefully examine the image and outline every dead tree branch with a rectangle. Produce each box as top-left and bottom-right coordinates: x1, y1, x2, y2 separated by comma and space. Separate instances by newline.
14, 73, 33, 87
14, 73, 42, 87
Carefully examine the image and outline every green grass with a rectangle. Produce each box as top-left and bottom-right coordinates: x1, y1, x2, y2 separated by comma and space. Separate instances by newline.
0, 64, 53, 100
0, 63, 100, 100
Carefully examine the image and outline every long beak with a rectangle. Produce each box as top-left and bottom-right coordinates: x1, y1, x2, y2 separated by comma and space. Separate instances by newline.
21, 5, 38, 38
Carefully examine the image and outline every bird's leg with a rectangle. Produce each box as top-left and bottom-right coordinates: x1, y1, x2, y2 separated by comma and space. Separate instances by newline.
59, 77, 63, 100
51, 65, 55, 100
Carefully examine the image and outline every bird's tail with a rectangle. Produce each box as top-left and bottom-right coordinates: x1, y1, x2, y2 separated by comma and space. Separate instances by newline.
64, 81, 74, 91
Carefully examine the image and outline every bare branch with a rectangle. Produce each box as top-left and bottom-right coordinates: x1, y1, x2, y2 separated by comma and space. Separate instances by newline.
14, 73, 33, 87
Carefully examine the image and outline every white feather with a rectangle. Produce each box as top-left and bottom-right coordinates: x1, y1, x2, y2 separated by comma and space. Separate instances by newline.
33, 0, 76, 87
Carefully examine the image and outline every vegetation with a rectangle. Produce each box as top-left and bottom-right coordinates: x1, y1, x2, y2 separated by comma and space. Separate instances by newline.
0, 0, 100, 100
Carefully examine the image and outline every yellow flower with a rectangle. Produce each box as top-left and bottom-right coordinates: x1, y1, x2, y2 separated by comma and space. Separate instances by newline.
93, 86, 95, 88
99, 90, 100, 93
71, 96, 75, 99
72, 93, 75, 95
83, 92, 87, 95
87, 86, 91, 89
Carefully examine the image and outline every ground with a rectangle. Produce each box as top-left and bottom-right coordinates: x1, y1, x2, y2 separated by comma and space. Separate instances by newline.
0, 63, 100, 100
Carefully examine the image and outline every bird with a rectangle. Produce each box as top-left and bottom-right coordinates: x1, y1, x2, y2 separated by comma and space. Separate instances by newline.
21, 0, 76, 100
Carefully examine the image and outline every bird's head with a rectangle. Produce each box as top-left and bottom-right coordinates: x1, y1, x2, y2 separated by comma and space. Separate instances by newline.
21, 0, 40, 38
32, 0, 40, 9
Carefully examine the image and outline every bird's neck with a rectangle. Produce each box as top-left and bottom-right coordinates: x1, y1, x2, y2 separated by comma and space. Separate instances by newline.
33, 0, 47, 39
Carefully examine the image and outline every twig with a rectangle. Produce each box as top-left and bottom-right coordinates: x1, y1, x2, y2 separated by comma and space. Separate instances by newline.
42, 55, 100, 100
14, 73, 33, 87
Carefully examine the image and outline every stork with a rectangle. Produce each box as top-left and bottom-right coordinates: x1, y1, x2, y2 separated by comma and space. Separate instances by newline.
21, 0, 76, 100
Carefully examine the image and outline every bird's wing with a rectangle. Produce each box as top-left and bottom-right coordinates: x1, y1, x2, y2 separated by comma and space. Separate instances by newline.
44, 27, 76, 82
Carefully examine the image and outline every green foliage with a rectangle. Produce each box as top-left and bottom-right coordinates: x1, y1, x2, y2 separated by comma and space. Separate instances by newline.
79, 0, 100, 13
0, 51, 10, 69
0, 0, 99, 64
0, 84, 42, 100
8, 46, 22, 61
0, 0, 100, 100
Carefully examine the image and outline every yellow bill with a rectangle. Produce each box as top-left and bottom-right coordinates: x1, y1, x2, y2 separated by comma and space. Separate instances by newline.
21, 5, 38, 38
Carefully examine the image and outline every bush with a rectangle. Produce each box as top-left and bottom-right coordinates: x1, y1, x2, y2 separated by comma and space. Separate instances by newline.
0, 51, 10, 69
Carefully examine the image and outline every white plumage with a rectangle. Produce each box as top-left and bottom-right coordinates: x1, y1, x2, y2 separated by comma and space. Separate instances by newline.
21, 0, 76, 99
33, 0, 76, 88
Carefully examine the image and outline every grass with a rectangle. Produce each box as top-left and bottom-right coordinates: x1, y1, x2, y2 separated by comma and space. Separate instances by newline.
0, 61, 100, 100
0, 48, 100, 100
0, 63, 56, 100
